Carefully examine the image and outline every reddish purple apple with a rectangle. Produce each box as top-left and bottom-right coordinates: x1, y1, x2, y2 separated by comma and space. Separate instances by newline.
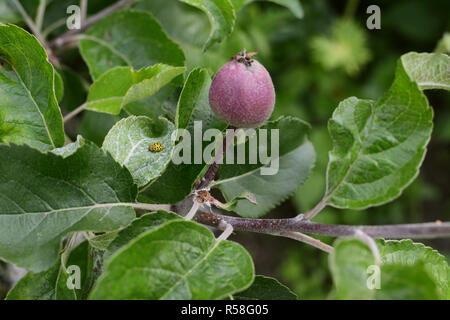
209, 49, 275, 128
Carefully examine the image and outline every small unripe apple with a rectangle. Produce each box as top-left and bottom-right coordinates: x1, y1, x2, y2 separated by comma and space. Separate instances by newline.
209, 49, 275, 128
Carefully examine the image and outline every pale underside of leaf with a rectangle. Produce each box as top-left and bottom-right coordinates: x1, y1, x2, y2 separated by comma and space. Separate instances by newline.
102, 116, 176, 187
402, 52, 450, 90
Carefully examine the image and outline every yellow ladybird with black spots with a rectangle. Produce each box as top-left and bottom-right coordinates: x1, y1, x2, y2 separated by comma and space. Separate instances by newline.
149, 142, 164, 153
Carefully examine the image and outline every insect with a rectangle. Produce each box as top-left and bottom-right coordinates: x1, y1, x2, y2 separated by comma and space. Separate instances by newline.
149, 142, 164, 153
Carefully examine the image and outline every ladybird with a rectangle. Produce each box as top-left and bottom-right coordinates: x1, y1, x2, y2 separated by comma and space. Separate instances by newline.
149, 142, 164, 153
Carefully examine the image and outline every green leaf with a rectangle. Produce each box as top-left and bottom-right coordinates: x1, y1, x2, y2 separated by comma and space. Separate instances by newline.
6, 240, 96, 300
218, 117, 311, 179
79, 10, 185, 80
175, 68, 221, 130
85, 64, 185, 115
401, 52, 450, 90
0, 142, 137, 272
104, 210, 180, 260
375, 262, 440, 300
139, 68, 226, 203
378, 239, 450, 299
325, 53, 447, 209
179, 0, 236, 51
263, 0, 303, 19
102, 116, 176, 187
233, 275, 298, 300
216, 117, 315, 218
231, 0, 303, 19
330, 238, 449, 300
90, 220, 254, 299
0, 24, 64, 151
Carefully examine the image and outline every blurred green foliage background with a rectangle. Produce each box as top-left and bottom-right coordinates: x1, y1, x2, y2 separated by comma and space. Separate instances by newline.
1, 0, 449, 299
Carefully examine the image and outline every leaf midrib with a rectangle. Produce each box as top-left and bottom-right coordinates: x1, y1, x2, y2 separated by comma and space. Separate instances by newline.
325, 100, 377, 200
158, 236, 222, 299
0, 202, 134, 216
